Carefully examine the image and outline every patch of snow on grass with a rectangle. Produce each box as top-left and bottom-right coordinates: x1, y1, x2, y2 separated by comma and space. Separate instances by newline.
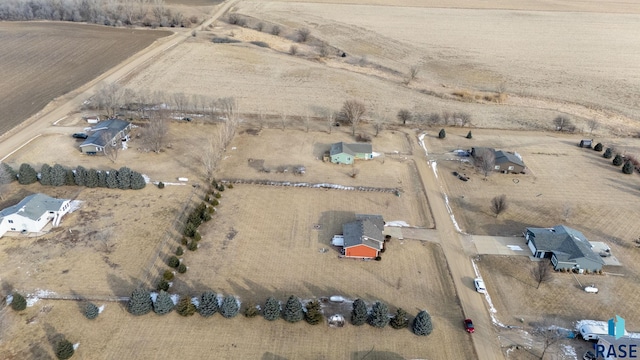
371, 152, 382, 157
25, 289, 57, 307
560, 344, 576, 358
430, 160, 438, 179
142, 174, 150, 183
191, 297, 200, 307
98, 305, 105, 313
471, 259, 505, 327
73, 343, 79, 351
443, 193, 462, 233
418, 133, 428, 156
170, 294, 180, 305
6, 294, 13, 305
68, 200, 83, 213
507, 245, 524, 251
385, 221, 410, 227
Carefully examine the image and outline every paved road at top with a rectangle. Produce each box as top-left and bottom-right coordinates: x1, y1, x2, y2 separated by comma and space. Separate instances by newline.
0, 0, 240, 161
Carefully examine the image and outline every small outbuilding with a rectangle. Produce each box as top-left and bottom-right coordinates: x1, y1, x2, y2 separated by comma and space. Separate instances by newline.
579, 139, 593, 148
329, 142, 373, 165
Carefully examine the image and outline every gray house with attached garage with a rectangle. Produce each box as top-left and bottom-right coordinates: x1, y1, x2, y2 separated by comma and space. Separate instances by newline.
525, 225, 604, 272
80, 118, 131, 155
330, 142, 373, 165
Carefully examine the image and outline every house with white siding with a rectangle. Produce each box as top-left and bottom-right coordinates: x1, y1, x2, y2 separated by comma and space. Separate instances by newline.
0, 194, 71, 238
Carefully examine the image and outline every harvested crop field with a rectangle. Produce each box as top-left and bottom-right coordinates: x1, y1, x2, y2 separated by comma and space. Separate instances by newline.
0, 22, 170, 135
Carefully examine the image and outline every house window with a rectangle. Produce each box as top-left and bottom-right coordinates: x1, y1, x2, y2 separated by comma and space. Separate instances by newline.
508, 166, 514, 170
10, 228, 15, 231
8, 220, 13, 223
494, 165, 500, 170
49, 211, 55, 214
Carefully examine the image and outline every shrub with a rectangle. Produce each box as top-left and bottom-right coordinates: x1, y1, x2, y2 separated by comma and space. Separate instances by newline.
228, 184, 233, 189
157, 181, 165, 189
438, 129, 446, 139
304, 299, 323, 325
466, 131, 472, 139
389, 308, 409, 329
250, 41, 270, 48
412, 310, 433, 336
282, 295, 304, 323
127, 288, 152, 316
183, 223, 198, 238
212, 37, 240, 44
211, 180, 218, 188
244, 303, 259, 318
375, 256, 382, 261
11, 292, 27, 311
187, 241, 198, 251
263, 297, 281, 321
175, 246, 184, 256
603, 148, 613, 159
220, 295, 239, 318
622, 160, 634, 174
2, 163, 16, 182
168, 256, 180, 268
178, 263, 187, 273
176, 297, 197, 316
84, 302, 99, 320
163, 269, 175, 281
255, 22, 264, 31
289, 45, 298, 55
18, 163, 38, 184
156, 279, 170, 291
351, 299, 367, 326
271, 25, 281, 35
181, 237, 189, 246
594, 143, 603, 151
613, 154, 624, 166
368, 301, 390, 328
297, 27, 310, 42
194, 232, 202, 241
214, 193, 222, 199
65, 169, 76, 186
198, 291, 219, 317
153, 290, 174, 315
217, 184, 225, 192
40, 164, 52, 185
55, 339, 75, 360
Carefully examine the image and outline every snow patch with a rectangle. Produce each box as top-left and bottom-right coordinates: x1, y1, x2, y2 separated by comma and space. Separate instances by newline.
68, 200, 83, 213
560, 344, 576, 358
371, 152, 382, 158
26, 289, 57, 307
471, 259, 505, 327
418, 133, 428, 156
170, 294, 179, 305
73, 343, 79, 351
191, 297, 200, 307
142, 174, 150, 184
150, 292, 158, 303
98, 305, 105, 314
6, 294, 13, 305
443, 193, 462, 233
429, 160, 438, 179
385, 221, 410, 227
156, 182, 187, 186
507, 245, 524, 251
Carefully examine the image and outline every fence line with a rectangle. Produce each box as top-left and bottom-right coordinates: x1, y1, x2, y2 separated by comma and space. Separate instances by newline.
219, 179, 400, 194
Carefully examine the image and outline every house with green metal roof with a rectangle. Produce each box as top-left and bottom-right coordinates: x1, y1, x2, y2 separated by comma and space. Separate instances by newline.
330, 142, 373, 165
0, 193, 71, 238
525, 225, 604, 272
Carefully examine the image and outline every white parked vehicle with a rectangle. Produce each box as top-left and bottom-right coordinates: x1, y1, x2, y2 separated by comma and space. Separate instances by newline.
584, 285, 599, 294
474, 278, 486, 293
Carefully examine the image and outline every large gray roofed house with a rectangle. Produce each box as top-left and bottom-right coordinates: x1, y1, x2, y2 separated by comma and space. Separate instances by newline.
343, 220, 383, 250
526, 225, 604, 270
495, 150, 525, 167
80, 118, 131, 148
330, 142, 373, 156
0, 193, 67, 221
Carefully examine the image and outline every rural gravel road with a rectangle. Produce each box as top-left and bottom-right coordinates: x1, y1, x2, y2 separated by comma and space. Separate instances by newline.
0, 0, 240, 162
413, 142, 505, 360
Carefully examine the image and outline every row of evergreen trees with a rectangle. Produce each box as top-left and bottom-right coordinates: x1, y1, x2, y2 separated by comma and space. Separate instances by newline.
126, 288, 432, 335
598, 145, 637, 174
11, 163, 146, 189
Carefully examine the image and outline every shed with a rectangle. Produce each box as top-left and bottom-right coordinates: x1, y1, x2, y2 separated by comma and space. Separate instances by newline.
330, 142, 373, 165
494, 150, 526, 173
85, 116, 100, 124
579, 139, 593, 148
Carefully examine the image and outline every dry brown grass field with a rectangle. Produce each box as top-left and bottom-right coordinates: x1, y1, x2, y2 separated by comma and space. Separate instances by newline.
0, 22, 170, 135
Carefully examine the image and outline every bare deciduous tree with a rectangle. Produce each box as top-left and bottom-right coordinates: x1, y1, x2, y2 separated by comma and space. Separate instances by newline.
95, 82, 125, 117
561, 203, 572, 222
325, 109, 335, 134
397, 109, 412, 125
341, 100, 366, 136
404, 64, 420, 85
476, 148, 496, 178
532, 316, 563, 359
258, 110, 266, 131
145, 117, 169, 153
172, 92, 189, 117
454, 112, 472, 127
95, 228, 116, 254
373, 112, 387, 137
531, 261, 553, 289
280, 111, 288, 131
304, 112, 311, 133
428, 112, 442, 126
587, 118, 600, 134
297, 27, 311, 42
101, 132, 120, 163
553, 115, 572, 132
490, 194, 508, 217
289, 45, 298, 55
200, 135, 219, 181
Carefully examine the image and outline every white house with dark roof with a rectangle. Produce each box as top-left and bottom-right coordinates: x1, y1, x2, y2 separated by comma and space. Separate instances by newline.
525, 225, 604, 272
79, 118, 131, 155
0, 194, 71, 237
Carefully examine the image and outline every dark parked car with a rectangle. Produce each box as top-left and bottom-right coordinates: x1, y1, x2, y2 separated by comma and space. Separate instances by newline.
464, 319, 475, 333
72, 133, 88, 139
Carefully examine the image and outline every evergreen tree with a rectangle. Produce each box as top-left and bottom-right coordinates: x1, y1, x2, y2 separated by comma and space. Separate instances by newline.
39, 164, 52, 186
156, 279, 169, 291
2, 163, 16, 182
177, 263, 187, 273
106, 170, 119, 189
168, 256, 180, 268
263, 297, 281, 321
176, 297, 197, 316
198, 291, 219, 317
368, 301, 390, 328
153, 290, 175, 315
65, 169, 76, 186
438, 129, 446, 139
282, 295, 304, 323
613, 154, 624, 166
74, 166, 86, 186
412, 310, 433, 336
11, 292, 27, 311
55, 339, 75, 360
117, 167, 132, 189
84, 302, 99, 319
389, 308, 409, 329
18, 163, 37, 184
127, 288, 152, 316
594, 143, 603, 152
304, 299, 323, 325
130, 171, 146, 190
51, 164, 67, 186
466, 131, 472, 139
163, 270, 174, 281
176, 246, 184, 256
622, 160, 634, 174
85, 169, 99, 188
97, 171, 107, 188
219, 295, 239, 318
351, 298, 368, 326
603, 148, 613, 159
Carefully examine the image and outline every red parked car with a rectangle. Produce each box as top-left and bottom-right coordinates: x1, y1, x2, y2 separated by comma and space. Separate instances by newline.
464, 319, 475, 333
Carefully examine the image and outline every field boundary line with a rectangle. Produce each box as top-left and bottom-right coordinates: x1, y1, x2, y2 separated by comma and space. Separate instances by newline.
219, 178, 400, 193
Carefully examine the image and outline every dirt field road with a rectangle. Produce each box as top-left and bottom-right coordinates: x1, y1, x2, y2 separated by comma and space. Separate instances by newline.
0, 0, 239, 162
413, 140, 504, 359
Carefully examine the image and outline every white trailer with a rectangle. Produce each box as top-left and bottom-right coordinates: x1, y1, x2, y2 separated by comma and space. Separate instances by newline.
578, 320, 628, 341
